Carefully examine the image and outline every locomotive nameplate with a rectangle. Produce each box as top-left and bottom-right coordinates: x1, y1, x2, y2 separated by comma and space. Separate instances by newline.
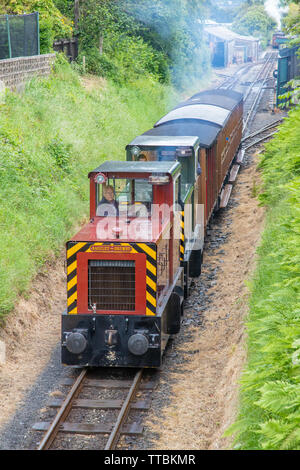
90, 245, 132, 253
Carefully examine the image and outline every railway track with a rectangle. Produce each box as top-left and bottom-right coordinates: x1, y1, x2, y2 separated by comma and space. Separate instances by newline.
33, 368, 154, 450
242, 52, 278, 133
218, 51, 279, 208
31, 52, 281, 453
241, 117, 284, 150
218, 51, 278, 135
217, 62, 256, 90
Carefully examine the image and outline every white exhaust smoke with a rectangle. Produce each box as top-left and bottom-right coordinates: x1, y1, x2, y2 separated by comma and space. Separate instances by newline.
264, 0, 288, 29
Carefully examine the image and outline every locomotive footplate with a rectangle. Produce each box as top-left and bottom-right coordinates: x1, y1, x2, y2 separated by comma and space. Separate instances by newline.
61, 313, 166, 368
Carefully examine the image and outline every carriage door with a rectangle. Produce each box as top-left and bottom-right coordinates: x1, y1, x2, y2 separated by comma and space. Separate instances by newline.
206, 145, 217, 221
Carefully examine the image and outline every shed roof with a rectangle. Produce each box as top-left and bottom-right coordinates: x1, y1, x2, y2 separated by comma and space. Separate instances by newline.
205, 25, 259, 43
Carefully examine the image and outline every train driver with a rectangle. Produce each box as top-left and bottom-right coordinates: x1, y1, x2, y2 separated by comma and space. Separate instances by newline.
96, 184, 119, 217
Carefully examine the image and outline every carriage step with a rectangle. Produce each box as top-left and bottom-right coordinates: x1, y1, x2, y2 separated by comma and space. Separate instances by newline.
220, 184, 233, 208
228, 164, 240, 183
236, 149, 245, 164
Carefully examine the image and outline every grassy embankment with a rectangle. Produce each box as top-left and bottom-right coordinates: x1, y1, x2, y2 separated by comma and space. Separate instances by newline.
0, 56, 178, 321
228, 106, 300, 449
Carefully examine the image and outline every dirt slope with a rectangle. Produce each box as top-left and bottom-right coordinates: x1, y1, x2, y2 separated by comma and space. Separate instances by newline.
133, 151, 265, 450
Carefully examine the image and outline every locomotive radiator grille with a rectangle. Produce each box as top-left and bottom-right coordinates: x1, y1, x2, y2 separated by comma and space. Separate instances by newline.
88, 260, 135, 311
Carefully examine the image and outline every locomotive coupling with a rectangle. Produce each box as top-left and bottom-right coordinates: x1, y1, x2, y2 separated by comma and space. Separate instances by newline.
64, 329, 88, 354
105, 328, 118, 346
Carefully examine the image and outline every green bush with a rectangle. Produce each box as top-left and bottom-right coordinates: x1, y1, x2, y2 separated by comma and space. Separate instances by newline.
0, 0, 73, 53
48, 137, 72, 173
0, 57, 175, 320
227, 106, 300, 449
76, 0, 209, 89
78, 48, 121, 80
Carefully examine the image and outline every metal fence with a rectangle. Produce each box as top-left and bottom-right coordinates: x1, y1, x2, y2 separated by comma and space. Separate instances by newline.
0, 12, 40, 60
53, 37, 78, 62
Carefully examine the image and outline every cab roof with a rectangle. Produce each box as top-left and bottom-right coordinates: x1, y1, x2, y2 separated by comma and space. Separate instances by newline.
127, 134, 200, 149
88, 160, 181, 177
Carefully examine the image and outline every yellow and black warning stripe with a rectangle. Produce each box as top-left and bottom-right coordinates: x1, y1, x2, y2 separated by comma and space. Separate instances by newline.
66, 241, 157, 316
67, 242, 90, 314
132, 242, 157, 316
180, 210, 185, 262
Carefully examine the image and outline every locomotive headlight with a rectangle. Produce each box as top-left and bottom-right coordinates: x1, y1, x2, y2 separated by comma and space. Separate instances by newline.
94, 172, 107, 184
128, 333, 149, 356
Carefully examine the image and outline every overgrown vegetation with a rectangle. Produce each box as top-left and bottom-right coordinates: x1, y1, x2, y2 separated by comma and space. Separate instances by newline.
227, 106, 300, 449
0, 0, 73, 53
55, 0, 211, 90
278, 1, 300, 106
231, 1, 277, 48
1, 0, 211, 88
0, 56, 176, 320
282, 0, 300, 48
0, 1, 212, 319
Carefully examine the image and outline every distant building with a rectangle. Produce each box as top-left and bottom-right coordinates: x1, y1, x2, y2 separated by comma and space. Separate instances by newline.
203, 22, 260, 67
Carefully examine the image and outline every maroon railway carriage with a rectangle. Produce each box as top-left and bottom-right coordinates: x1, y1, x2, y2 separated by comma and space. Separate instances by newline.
62, 161, 184, 368
126, 89, 243, 294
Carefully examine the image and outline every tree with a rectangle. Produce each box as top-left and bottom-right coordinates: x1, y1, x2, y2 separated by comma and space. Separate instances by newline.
0, 0, 73, 53
282, 2, 300, 46
232, 3, 277, 46
75, 0, 210, 88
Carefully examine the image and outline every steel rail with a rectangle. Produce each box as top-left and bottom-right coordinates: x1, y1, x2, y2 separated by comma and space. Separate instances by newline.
243, 131, 278, 150
241, 118, 284, 143
243, 56, 273, 102
217, 62, 254, 90
37, 368, 87, 450
241, 52, 277, 122
243, 53, 277, 132
104, 368, 143, 450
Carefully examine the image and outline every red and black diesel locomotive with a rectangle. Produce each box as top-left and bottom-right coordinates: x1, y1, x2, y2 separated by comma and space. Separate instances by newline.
61, 88, 243, 368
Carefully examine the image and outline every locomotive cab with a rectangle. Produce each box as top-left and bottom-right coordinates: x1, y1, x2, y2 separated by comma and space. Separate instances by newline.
62, 161, 184, 368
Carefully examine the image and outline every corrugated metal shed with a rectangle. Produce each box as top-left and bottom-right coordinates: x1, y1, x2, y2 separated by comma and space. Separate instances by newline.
205, 25, 258, 43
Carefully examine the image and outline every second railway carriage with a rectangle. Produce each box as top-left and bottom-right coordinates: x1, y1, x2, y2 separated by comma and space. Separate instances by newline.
126, 88, 243, 295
